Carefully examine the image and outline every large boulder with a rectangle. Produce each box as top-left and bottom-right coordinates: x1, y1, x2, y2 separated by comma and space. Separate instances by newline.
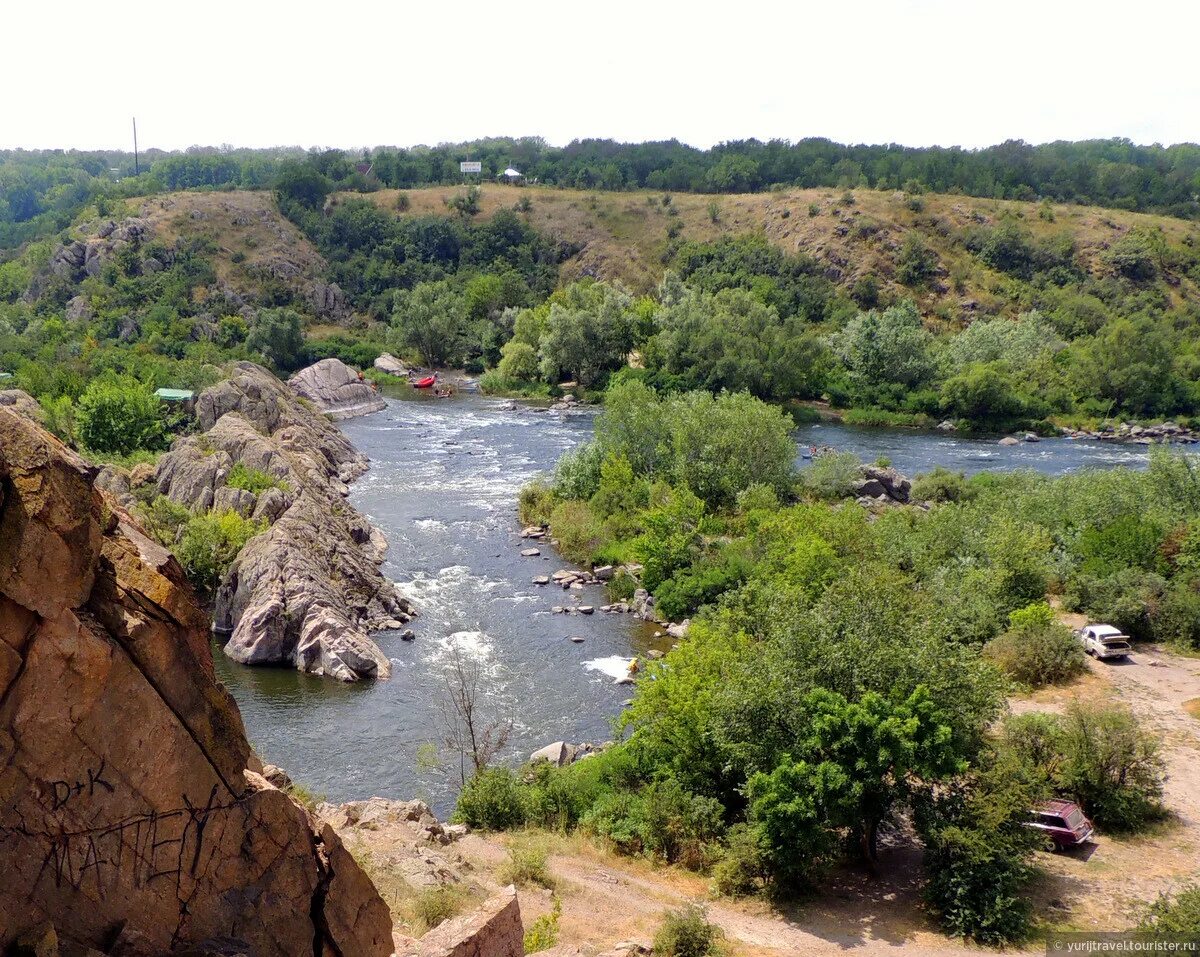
288, 357, 386, 420
0, 408, 393, 956
407, 886, 523, 957
374, 352, 409, 376
154, 362, 412, 681
0, 388, 43, 422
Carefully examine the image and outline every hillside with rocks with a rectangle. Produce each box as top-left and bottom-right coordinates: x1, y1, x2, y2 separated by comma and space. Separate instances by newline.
355, 183, 1200, 315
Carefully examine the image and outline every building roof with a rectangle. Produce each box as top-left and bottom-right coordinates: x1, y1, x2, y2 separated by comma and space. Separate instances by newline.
154, 388, 194, 401
502, 167, 522, 177
0, 372, 12, 380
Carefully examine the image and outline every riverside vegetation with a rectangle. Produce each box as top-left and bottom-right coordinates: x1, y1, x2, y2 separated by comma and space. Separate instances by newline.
452, 381, 1200, 945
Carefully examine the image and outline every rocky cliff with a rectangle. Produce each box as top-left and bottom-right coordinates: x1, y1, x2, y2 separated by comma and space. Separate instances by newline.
152, 362, 412, 681
0, 406, 393, 955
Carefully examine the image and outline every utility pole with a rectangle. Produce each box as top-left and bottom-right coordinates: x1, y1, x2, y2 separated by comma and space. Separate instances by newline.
132, 117, 139, 176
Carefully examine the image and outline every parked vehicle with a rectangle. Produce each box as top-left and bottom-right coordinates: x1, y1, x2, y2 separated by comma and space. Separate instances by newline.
1078, 623, 1132, 660
1027, 799, 1094, 849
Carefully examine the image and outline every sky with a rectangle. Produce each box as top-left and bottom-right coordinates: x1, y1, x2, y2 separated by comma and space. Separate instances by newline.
4, 0, 1197, 153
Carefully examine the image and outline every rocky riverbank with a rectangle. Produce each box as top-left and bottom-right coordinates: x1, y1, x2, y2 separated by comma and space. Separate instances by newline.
153, 360, 413, 681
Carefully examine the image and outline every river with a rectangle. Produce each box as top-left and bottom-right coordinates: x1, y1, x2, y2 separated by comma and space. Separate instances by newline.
217, 392, 1155, 814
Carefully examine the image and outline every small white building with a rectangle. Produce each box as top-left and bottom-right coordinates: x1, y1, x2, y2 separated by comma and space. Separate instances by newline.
500, 167, 524, 183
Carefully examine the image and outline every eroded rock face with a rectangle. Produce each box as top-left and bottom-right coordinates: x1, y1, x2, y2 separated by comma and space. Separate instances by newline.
154, 362, 412, 681
0, 407, 393, 956
288, 357, 386, 421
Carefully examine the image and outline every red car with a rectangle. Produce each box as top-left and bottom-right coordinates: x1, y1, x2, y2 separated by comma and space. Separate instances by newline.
1027, 799, 1094, 849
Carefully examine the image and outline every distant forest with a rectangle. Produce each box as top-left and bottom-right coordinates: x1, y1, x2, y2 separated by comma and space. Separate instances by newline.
4, 136, 1200, 247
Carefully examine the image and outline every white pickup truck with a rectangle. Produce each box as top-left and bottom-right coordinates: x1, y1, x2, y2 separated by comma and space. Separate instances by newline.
1078, 623, 1132, 660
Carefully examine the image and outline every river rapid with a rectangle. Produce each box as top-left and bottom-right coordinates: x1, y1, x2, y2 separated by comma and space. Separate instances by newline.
217, 391, 1155, 814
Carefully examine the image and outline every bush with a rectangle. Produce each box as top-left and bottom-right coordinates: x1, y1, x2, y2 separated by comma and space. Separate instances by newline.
76, 377, 164, 455
654, 557, 748, 622
1002, 703, 1166, 832
552, 441, 605, 500
225, 462, 287, 494
895, 234, 938, 287
547, 500, 608, 566
800, 451, 862, 500
982, 603, 1086, 687
175, 510, 266, 595
498, 837, 554, 889
1056, 703, 1166, 831
918, 752, 1040, 945
523, 896, 561, 954
406, 886, 469, 934
1139, 884, 1200, 938
653, 905, 724, 957
582, 779, 724, 867
452, 767, 528, 831
518, 482, 557, 527
912, 466, 969, 503
711, 823, 770, 897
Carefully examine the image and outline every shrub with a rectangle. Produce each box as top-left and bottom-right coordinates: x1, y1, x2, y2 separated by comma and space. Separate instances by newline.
523, 896, 561, 954
175, 510, 266, 595
1065, 568, 1164, 641
982, 603, 1086, 687
552, 441, 605, 500
800, 451, 862, 500
1056, 702, 1166, 831
497, 340, 539, 381
654, 558, 748, 622
711, 823, 770, 897
452, 767, 528, 831
653, 905, 724, 957
582, 779, 723, 867
912, 466, 968, 503
76, 377, 164, 455
547, 500, 608, 566
499, 838, 554, 889
225, 462, 287, 494
1002, 703, 1166, 832
407, 886, 469, 933
895, 234, 937, 287
918, 752, 1040, 945
1139, 884, 1200, 938
518, 482, 557, 527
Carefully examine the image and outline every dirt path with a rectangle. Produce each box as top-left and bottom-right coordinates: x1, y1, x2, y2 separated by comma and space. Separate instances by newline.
1020, 620, 1200, 931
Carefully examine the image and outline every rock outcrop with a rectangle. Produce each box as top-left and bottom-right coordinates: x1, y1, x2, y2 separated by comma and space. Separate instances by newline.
374, 353, 409, 376
0, 388, 42, 421
0, 407, 393, 956
153, 362, 412, 681
405, 887, 523, 957
288, 357, 386, 420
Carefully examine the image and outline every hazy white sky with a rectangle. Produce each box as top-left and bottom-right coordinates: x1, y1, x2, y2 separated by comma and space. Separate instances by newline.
4, 0, 1197, 152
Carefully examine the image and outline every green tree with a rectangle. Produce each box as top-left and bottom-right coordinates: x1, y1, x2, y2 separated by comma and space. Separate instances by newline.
75, 377, 163, 455
829, 300, 938, 395
537, 282, 635, 388
246, 308, 305, 372
391, 281, 468, 367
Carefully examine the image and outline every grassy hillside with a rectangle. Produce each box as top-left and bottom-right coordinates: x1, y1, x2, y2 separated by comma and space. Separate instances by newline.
129, 190, 328, 303
356, 183, 1200, 317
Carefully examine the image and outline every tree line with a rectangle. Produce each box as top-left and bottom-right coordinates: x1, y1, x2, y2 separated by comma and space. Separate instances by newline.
5, 134, 1200, 251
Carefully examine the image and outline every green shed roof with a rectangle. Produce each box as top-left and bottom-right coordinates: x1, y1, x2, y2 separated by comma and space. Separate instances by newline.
0, 372, 13, 380
155, 388, 194, 401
